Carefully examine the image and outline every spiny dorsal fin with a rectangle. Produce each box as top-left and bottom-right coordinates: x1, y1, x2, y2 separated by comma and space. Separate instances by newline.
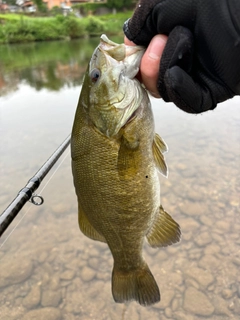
152, 134, 168, 177
146, 205, 181, 247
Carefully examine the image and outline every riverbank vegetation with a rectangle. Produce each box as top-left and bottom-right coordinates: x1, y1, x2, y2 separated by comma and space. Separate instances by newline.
0, 11, 131, 44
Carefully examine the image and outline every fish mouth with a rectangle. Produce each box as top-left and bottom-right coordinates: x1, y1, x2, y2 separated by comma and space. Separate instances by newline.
100, 34, 145, 80
89, 35, 146, 137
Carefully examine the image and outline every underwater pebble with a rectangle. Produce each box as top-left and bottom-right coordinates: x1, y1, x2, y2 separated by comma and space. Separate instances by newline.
153, 289, 175, 310
185, 278, 199, 290
185, 267, 214, 288
125, 303, 140, 320
0, 257, 33, 288
176, 163, 187, 171
183, 287, 214, 316
198, 254, 219, 270
232, 257, 240, 267
215, 220, 231, 234
62, 313, 75, 320
52, 203, 71, 216
60, 269, 76, 281
237, 285, 240, 298
41, 289, 62, 307
88, 247, 100, 257
232, 298, 240, 315
164, 307, 172, 318
180, 217, 200, 232
171, 297, 179, 311
169, 272, 183, 287
222, 289, 234, 300
174, 311, 195, 320
87, 281, 105, 299
213, 296, 231, 316
194, 231, 212, 247
38, 251, 49, 264
199, 215, 214, 226
96, 271, 109, 281
230, 200, 239, 207
22, 307, 62, 320
187, 189, 203, 201
64, 290, 85, 314
204, 244, 221, 255
49, 275, 60, 291
23, 285, 41, 309
180, 201, 207, 217
80, 266, 96, 282
88, 257, 100, 270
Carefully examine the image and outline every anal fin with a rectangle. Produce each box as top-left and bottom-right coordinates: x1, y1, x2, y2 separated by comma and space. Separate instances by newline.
78, 205, 106, 243
146, 205, 181, 247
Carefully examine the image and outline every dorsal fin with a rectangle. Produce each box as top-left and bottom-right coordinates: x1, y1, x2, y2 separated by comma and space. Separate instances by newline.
152, 133, 168, 177
154, 133, 168, 153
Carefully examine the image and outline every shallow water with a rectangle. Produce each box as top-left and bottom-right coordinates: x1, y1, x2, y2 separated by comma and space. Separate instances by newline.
0, 38, 240, 320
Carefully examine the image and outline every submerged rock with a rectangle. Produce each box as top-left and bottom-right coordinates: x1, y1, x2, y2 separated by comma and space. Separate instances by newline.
185, 267, 214, 288
41, 289, 62, 307
183, 287, 214, 316
80, 266, 96, 282
22, 307, 61, 320
0, 257, 33, 288
23, 285, 41, 309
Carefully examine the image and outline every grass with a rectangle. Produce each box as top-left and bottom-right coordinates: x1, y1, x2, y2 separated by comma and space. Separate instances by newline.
0, 11, 132, 44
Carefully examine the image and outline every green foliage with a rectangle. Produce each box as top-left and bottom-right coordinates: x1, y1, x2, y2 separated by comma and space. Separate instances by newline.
50, 6, 62, 16
0, 11, 133, 44
33, 0, 47, 12
62, 16, 85, 39
5, 0, 16, 5
72, 3, 106, 15
84, 16, 106, 35
106, 0, 134, 10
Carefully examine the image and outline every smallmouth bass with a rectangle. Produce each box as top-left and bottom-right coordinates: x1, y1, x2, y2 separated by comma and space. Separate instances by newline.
71, 35, 181, 306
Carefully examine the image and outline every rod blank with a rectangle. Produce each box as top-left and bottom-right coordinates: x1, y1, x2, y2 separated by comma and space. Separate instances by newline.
0, 135, 71, 238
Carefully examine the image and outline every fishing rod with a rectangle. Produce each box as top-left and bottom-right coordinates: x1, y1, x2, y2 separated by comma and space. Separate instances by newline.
0, 135, 71, 238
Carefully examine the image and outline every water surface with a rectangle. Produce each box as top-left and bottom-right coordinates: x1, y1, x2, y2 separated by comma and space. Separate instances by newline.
0, 38, 240, 320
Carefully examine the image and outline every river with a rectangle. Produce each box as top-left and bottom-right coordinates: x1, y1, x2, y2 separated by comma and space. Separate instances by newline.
0, 37, 240, 320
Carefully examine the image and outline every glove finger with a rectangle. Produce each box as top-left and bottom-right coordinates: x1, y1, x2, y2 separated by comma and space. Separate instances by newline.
123, 0, 194, 46
163, 66, 215, 113
158, 26, 194, 101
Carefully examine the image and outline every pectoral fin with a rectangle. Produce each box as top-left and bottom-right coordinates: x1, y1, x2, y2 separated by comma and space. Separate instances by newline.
146, 205, 181, 247
152, 134, 168, 177
78, 205, 106, 243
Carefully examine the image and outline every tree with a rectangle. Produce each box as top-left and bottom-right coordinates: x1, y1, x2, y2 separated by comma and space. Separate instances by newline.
33, 0, 47, 12
106, 0, 134, 10
5, 0, 17, 5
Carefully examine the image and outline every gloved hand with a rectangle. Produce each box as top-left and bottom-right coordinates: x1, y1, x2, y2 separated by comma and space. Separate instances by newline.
123, 0, 240, 113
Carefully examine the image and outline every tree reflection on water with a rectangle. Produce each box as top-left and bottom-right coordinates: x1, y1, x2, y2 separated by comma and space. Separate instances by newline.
0, 37, 122, 96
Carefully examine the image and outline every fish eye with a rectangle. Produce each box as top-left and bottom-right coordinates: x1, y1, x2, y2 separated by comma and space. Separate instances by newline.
90, 68, 101, 83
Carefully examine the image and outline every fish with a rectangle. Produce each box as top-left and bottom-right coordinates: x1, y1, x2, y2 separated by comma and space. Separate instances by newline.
71, 34, 181, 306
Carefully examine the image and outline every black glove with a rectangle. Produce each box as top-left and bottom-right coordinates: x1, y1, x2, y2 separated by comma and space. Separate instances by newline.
123, 0, 240, 113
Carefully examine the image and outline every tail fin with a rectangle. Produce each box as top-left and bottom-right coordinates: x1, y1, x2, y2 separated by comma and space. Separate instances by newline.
112, 262, 160, 306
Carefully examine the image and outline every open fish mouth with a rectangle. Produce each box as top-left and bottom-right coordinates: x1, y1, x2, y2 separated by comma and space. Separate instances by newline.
99, 34, 145, 80
88, 35, 146, 137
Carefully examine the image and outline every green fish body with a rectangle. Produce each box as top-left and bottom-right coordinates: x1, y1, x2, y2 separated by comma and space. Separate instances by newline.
71, 35, 181, 306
